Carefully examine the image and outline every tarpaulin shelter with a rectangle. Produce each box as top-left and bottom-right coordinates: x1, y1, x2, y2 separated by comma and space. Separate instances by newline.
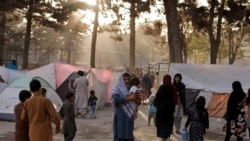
56, 72, 78, 101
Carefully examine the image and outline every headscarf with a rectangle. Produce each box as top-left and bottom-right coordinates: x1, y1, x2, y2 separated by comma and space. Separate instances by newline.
112, 72, 136, 120
163, 74, 172, 86
162, 74, 178, 105
226, 81, 246, 120
173, 73, 185, 88
173, 73, 182, 81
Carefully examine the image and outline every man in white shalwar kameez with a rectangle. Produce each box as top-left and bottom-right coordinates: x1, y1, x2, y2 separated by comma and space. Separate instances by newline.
74, 70, 88, 118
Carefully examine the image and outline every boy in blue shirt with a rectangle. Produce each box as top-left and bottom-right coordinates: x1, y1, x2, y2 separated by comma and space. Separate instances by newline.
148, 93, 157, 126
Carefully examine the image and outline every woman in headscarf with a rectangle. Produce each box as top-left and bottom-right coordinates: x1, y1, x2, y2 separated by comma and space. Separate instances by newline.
224, 81, 246, 141
154, 74, 178, 141
112, 72, 139, 141
185, 96, 209, 141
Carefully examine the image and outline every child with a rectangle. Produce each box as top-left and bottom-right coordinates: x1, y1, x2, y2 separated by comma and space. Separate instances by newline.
41, 87, 50, 119
129, 76, 142, 121
148, 93, 157, 126
59, 92, 77, 141
88, 90, 98, 119
130, 76, 140, 93
185, 96, 209, 141
14, 90, 32, 141
41, 87, 47, 97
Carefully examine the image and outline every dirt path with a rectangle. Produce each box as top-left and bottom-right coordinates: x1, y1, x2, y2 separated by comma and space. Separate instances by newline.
1, 104, 250, 141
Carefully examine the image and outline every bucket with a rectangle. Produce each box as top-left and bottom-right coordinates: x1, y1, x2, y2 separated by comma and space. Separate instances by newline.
181, 128, 188, 141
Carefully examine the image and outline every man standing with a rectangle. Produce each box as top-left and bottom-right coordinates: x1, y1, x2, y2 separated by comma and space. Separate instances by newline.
21, 79, 60, 141
173, 73, 186, 134
74, 70, 89, 118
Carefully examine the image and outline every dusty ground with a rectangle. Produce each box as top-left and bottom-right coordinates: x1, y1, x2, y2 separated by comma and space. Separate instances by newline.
1, 104, 250, 141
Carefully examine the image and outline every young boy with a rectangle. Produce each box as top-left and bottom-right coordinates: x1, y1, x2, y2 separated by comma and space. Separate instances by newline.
148, 93, 157, 126
88, 90, 98, 119
14, 90, 32, 141
41, 87, 47, 97
59, 91, 77, 141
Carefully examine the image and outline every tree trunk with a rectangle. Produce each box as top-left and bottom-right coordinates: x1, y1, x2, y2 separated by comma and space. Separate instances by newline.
23, 1, 33, 69
163, 0, 183, 63
207, 0, 225, 64
90, 0, 99, 68
181, 31, 188, 63
129, 1, 136, 72
228, 26, 244, 65
0, 11, 6, 65
228, 28, 234, 64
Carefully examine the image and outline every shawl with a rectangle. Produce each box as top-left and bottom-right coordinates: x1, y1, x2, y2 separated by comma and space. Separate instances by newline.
163, 74, 178, 105
112, 72, 136, 119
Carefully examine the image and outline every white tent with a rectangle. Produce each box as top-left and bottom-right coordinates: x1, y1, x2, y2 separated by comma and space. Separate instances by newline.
0, 77, 62, 121
169, 63, 250, 92
168, 63, 250, 117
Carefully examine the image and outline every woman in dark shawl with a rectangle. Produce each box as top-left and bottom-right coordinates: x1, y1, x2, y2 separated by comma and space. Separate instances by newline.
224, 81, 246, 141
154, 74, 177, 141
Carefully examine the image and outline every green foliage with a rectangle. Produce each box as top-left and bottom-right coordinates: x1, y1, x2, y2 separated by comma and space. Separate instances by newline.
178, 3, 210, 31
0, 0, 27, 10
30, 1, 90, 31
102, 0, 152, 39
224, 2, 246, 24
143, 20, 162, 36
187, 32, 210, 63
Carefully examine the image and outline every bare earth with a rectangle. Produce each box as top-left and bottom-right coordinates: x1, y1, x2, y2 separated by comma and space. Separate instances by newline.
1, 104, 250, 141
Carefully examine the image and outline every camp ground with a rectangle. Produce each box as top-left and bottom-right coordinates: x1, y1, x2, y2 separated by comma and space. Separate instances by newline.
1, 62, 250, 121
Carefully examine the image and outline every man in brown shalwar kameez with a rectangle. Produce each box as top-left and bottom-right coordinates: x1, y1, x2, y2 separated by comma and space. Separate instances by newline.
14, 90, 32, 141
21, 79, 61, 141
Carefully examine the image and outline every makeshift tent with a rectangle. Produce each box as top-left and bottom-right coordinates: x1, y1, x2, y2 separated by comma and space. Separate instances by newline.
88, 68, 112, 109
0, 66, 26, 85
169, 63, 250, 118
0, 67, 26, 96
56, 72, 78, 101
0, 77, 63, 121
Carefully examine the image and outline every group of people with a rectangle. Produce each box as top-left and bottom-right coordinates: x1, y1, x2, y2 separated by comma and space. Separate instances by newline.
14, 79, 61, 141
14, 70, 98, 141
112, 71, 250, 141
12, 69, 250, 141
153, 73, 209, 141
112, 72, 209, 141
